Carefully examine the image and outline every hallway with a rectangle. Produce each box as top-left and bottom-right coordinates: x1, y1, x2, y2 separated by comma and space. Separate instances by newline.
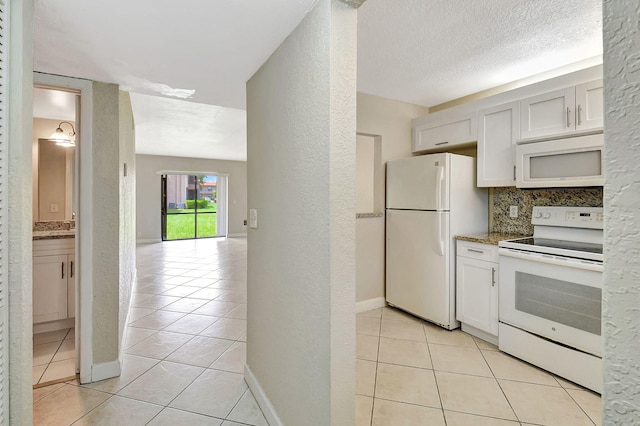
33, 237, 267, 425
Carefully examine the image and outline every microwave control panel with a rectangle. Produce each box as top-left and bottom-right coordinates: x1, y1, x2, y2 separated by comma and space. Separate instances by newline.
531, 206, 603, 229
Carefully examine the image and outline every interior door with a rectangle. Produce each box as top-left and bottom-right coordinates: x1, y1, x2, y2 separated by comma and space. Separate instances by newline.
386, 209, 450, 326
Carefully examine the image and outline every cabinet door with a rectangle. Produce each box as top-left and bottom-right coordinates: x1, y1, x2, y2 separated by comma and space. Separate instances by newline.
575, 80, 604, 132
477, 102, 519, 187
456, 256, 498, 336
33, 255, 68, 324
413, 113, 477, 153
520, 87, 576, 140
67, 256, 75, 318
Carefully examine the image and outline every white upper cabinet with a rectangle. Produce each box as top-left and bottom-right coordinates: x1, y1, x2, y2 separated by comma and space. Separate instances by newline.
520, 87, 576, 139
477, 101, 519, 187
575, 80, 604, 131
413, 112, 477, 153
520, 79, 603, 141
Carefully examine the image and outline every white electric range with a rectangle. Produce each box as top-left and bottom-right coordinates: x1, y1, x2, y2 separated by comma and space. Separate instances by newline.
498, 206, 603, 393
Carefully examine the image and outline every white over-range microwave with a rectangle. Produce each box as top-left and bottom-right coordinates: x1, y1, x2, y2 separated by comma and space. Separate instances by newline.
515, 133, 604, 188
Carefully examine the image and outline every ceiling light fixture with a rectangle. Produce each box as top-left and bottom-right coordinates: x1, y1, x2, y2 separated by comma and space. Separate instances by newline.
48, 121, 76, 147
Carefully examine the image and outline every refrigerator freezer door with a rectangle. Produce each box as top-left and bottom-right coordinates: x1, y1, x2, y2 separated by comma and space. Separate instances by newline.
386, 209, 451, 327
386, 154, 450, 211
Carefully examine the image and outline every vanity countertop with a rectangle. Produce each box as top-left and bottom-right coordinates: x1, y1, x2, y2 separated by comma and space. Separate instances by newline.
33, 230, 76, 240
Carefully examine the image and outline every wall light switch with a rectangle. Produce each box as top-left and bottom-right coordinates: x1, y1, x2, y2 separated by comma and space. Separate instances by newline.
249, 209, 258, 229
50, 203, 59, 213
510, 205, 518, 218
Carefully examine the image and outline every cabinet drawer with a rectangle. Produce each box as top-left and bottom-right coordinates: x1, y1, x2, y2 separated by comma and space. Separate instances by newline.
456, 240, 499, 262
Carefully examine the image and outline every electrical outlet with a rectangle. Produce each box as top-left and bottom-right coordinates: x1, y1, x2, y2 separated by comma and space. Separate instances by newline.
50, 203, 59, 213
510, 205, 518, 218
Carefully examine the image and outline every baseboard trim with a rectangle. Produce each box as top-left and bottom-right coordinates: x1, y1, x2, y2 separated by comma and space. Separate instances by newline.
33, 318, 75, 334
136, 238, 162, 244
356, 297, 386, 313
245, 364, 283, 426
227, 233, 247, 238
91, 360, 121, 383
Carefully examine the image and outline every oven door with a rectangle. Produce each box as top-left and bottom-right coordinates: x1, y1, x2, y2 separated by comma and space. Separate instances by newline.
499, 248, 603, 357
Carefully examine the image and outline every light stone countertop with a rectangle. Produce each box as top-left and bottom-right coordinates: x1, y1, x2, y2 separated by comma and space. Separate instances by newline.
33, 230, 76, 240
454, 232, 530, 246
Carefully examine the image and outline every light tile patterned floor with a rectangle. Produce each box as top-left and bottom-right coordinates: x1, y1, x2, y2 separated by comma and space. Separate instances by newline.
33, 237, 264, 426
33, 328, 76, 386
33, 237, 602, 425
356, 307, 602, 426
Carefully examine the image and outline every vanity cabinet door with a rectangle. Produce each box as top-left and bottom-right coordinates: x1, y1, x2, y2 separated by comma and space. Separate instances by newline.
33, 255, 68, 324
67, 255, 75, 318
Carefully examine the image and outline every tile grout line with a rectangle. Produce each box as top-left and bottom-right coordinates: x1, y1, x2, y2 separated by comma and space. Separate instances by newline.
478, 346, 521, 423
422, 321, 448, 425
368, 309, 383, 426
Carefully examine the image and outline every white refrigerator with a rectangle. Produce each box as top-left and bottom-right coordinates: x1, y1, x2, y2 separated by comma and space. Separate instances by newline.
386, 153, 488, 329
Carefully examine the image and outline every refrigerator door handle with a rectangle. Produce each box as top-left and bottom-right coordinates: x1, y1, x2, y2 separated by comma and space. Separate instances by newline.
436, 212, 444, 256
436, 166, 444, 211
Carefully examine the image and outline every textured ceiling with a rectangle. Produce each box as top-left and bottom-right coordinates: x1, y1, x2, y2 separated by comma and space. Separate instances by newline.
130, 93, 247, 161
33, 0, 602, 161
357, 0, 602, 107
34, 0, 319, 110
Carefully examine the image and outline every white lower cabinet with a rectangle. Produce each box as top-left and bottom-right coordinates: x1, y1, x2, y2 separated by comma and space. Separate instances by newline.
33, 239, 75, 324
456, 240, 499, 342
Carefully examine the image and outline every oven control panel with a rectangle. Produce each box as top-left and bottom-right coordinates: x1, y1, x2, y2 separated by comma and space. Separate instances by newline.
531, 206, 603, 229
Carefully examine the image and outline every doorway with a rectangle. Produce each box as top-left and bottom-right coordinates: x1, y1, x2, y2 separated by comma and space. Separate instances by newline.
32, 84, 80, 386
161, 174, 228, 240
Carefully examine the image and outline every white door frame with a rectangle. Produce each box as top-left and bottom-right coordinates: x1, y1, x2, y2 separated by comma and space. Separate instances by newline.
33, 72, 94, 383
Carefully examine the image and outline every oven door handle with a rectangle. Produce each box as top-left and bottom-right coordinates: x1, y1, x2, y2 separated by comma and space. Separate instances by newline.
498, 248, 603, 272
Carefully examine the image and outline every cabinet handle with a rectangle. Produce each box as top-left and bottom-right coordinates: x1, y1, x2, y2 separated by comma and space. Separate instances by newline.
467, 248, 484, 254
513, 165, 516, 181
491, 267, 496, 286
435, 141, 449, 146
61, 262, 65, 279
577, 105, 583, 126
70, 261, 74, 278
566, 107, 571, 127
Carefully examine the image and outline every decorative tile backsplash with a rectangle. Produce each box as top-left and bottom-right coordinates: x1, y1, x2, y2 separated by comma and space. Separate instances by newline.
490, 187, 603, 235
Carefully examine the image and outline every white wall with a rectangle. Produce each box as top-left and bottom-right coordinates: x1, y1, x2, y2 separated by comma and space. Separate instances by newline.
90, 82, 121, 365
602, 1, 640, 422
245, 1, 356, 424
8, 0, 34, 422
356, 135, 375, 213
135, 154, 247, 241
355, 93, 429, 304
119, 91, 136, 350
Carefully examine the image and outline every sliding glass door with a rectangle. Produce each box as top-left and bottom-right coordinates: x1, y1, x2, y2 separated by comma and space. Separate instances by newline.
161, 174, 222, 241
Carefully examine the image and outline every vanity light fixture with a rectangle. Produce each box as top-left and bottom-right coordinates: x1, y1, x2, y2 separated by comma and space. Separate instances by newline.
48, 121, 76, 147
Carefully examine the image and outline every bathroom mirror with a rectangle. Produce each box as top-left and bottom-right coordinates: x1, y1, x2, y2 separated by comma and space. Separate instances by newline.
37, 138, 75, 221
